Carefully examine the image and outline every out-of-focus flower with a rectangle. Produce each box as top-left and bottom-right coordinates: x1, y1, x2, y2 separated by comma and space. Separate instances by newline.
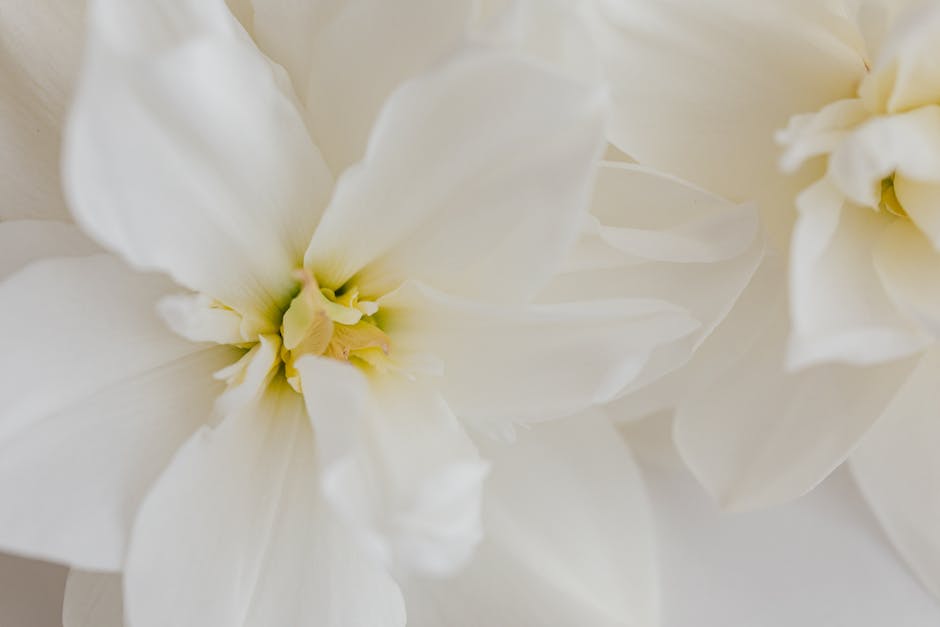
593, 0, 940, 597
0, 0, 698, 625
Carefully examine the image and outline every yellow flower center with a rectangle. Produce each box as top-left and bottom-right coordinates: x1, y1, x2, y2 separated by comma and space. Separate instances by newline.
279, 269, 391, 391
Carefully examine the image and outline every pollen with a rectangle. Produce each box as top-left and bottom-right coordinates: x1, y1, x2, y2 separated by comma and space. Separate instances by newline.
280, 269, 391, 391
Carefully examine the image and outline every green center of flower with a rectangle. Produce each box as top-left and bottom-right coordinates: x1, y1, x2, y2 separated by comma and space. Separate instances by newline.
279, 269, 391, 390
877, 175, 908, 218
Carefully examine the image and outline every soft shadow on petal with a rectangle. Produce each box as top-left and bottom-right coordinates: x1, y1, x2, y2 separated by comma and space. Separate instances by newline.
305, 46, 605, 302
789, 179, 927, 368
379, 281, 697, 433
65, 0, 333, 320
63, 570, 123, 627
0, 220, 99, 280
297, 357, 488, 577
124, 379, 405, 627
593, 0, 863, 243
0, 0, 85, 220
0, 552, 67, 627
674, 256, 918, 510
402, 412, 657, 627
0, 255, 233, 571
851, 348, 940, 599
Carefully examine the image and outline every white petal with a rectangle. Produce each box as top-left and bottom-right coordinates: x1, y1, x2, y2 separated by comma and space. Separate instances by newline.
65, 0, 332, 319
895, 176, 940, 250
789, 179, 927, 368
0, 552, 67, 627
647, 463, 940, 626
305, 46, 604, 301
0, 255, 233, 570
0, 220, 99, 280
851, 347, 940, 598
860, 3, 940, 113
593, 0, 864, 243
300, 0, 475, 173
157, 292, 248, 345
379, 281, 698, 433
402, 412, 657, 627
828, 106, 940, 208
0, 0, 84, 220
543, 163, 763, 417
874, 219, 940, 337
297, 358, 488, 576
63, 571, 123, 627
674, 256, 918, 509
125, 380, 405, 627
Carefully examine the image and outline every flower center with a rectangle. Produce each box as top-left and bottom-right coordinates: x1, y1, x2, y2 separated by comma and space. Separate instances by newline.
279, 269, 391, 391
877, 175, 908, 218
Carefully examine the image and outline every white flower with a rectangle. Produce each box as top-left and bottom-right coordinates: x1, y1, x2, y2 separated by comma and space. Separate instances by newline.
592, 0, 940, 597
0, 0, 696, 624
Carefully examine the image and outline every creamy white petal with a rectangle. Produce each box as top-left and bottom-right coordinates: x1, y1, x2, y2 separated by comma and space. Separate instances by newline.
0, 0, 84, 220
544, 163, 763, 416
860, 3, 940, 113
851, 348, 940, 598
125, 380, 405, 627
874, 219, 940, 337
593, 0, 863, 243
65, 0, 332, 319
297, 358, 488, 576
828, 107, 940, 208
0, 220, 99, 280
895, 176, 940, 250
380, 281, 698, 433
647, 464, 940, 626
63, 571, 123, 627
300, 0, 475, 173
674, 256, 917, 509
403, 412, 657, 627
305, 46, 604, 301
0, 255, 234, 570
789, 179, 927, 367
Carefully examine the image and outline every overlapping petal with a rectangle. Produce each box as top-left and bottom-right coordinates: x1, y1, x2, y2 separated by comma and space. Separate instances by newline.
592, 0, 863, 243
297, 358, 488, 577
675, 257, 917, 509
124, 379, 405, 627
0, 255, 232, 570
65, 0, 333, 320
0, 220, 99, 280
379, 281, 698, 434
305, 45, 605, 302
403, 412, 657, 627
851, 348, 940, 598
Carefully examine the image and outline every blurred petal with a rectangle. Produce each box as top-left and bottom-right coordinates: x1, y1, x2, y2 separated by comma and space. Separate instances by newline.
851, 348, 940, 598
403, 412, 657, 627
0, 0, 84, 220
828, 107, 940, 209
297, 358, 488, 576
125, 380, 405, 627
674, 257, 917, 509
593, 0, 863, 242
301, 0, 474, 173
789, 179, 927, 368
874, 219, 940, 337
0, 255, 231, 570
380, 281, 697, 433
896, 175, 940, 250
65, 0, 332, 319
63, 571, 123, 627
544, 164, 763, 416
305, 46, 604, 301
0, 220, 99, 280
646, 463, 940, 626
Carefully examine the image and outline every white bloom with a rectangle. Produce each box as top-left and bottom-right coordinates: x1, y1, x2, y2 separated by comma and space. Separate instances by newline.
593, 0, 940, 597
0, 0, 696, 624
